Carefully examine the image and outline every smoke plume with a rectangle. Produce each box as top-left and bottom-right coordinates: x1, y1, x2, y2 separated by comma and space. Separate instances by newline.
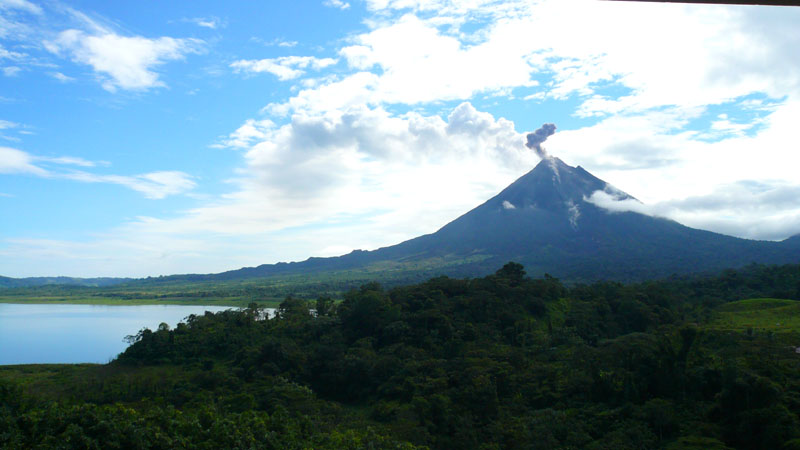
525, 123, 557, 159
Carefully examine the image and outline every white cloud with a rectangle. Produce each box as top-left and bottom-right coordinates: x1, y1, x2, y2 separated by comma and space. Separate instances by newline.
329, 14, 539, 105
118, 102, 533, 241
0, 235, 221, 277
2, 66, 21, 76
44, 28, 203, 91
0, 0, 37, 40
231, 56, 337, 81
186, 16, 225, 29
263, 71, 379, 116
324, 0, 351, 10
0, 102, 533, 276
0, 0, 41, 15
253, 37, 298, 48
0, 146, 48, 175
0, 146, 194, 198
215, 118, 275, 149
247, 0, 800, 244
0, 119, 17, 129
36, 155, 101, 167
0, 45, 25, 60
530, 1, 800, 114
586, 181, 800, 242
49, 71, 74, 82
5, 0, 800, 276
548, 98, 800, 206
551, 96, 800, 241
264, 1, 800, 121
63, 170, 196, 199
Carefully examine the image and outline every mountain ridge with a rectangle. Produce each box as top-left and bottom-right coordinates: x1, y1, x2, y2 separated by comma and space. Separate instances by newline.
3, 158, 798, 286
156, 157, 799, 284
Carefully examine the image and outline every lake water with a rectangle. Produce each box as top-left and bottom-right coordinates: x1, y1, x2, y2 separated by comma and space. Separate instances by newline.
0, 304, 236, 365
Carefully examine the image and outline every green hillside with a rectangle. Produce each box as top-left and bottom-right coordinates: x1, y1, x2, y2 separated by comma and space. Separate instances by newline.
3, 262, 800, 449
708, 298, 800, 333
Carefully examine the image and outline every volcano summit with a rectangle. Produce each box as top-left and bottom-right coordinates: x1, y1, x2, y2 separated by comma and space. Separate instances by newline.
192, 157, 800, 284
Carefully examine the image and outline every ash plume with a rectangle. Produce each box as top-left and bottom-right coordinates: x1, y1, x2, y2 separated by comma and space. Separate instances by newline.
525, 123, 557, 159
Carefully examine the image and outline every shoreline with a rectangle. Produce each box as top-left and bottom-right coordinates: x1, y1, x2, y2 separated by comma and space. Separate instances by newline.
0, 297, 281, 308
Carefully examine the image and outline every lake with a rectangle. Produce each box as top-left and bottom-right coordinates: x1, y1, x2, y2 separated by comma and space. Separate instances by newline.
0, 304, 239, 365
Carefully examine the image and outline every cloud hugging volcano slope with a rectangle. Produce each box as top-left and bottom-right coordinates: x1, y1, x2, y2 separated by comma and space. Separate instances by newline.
202, 157, 800, 283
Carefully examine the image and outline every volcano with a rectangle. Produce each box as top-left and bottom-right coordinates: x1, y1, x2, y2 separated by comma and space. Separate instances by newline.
199, 157, 799, 283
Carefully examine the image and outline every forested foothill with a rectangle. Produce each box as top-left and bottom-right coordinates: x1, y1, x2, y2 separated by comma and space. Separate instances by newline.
2, 262, 800, 449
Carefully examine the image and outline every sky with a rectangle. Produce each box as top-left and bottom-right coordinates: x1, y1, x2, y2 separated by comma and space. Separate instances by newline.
1, 0, 799, 278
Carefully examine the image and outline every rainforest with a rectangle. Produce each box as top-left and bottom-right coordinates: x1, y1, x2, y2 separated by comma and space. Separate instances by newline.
2, 262, 800, 449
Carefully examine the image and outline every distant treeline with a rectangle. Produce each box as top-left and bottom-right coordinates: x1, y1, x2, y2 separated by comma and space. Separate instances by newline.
2, 262, 800, 449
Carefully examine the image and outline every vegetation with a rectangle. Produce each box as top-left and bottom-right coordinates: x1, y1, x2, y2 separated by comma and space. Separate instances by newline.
0, 264, 446, 306
2, 262, 800, 448
707, 298, 800, 332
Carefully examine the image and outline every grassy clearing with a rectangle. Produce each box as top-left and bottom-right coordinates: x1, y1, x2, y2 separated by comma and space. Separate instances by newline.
716, 298, 798, 312
0, 364, 100, 394
707, 298, 800, 333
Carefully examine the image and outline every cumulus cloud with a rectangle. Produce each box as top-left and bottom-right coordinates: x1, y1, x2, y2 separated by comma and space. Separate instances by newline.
76, 2, 800, 273
548, 98, 800, 205
263, 1, 800, 123
231, 56, 337, 81
128, 102, 533, 243
215, 118, 275, 149
363, 0, 524, 21
534, 2, 800, 114
7, 102, 531, 276
7, 0, 800, 275
256, 0, 798, 243
335, 14, 538, 104
264, 12, 548, 114
44, 28, 203, 91
549, 111, 691, 172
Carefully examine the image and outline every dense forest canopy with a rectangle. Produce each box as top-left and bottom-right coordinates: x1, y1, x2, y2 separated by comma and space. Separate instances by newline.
2, 262, 800, 449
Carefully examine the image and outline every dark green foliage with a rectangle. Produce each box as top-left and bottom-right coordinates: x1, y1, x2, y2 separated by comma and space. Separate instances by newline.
4, 262, 800, 449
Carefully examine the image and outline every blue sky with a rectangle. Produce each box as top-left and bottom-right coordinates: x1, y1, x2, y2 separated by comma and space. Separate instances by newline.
1, 0, 799, 277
